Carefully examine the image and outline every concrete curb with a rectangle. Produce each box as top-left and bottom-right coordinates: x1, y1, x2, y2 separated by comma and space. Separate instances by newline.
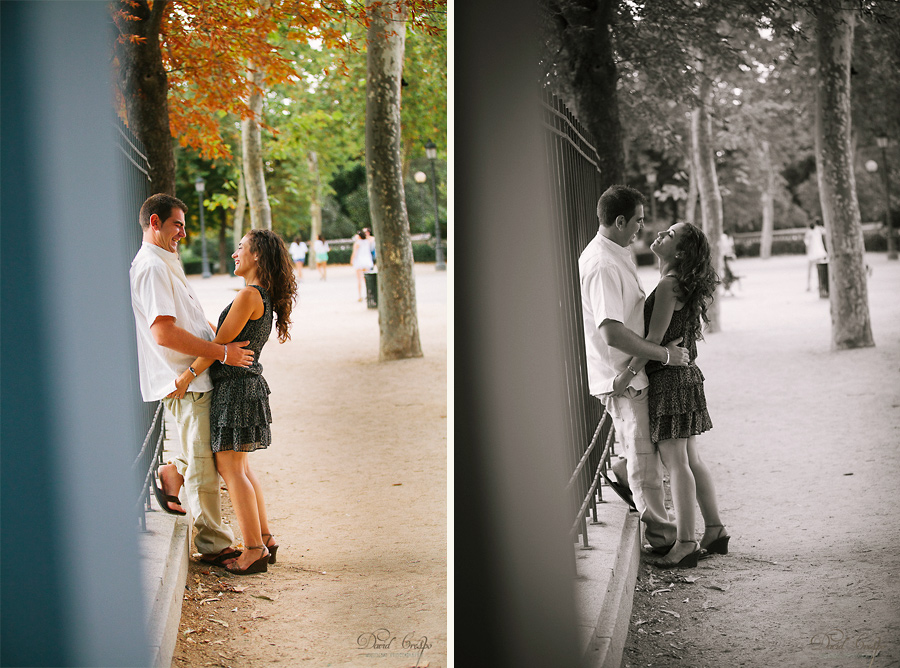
139, 508, 191, 668
575, 498, 642, 668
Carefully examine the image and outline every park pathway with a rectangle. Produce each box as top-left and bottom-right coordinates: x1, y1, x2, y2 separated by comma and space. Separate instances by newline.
623, 253, 900, 668
171, 263, 447, 668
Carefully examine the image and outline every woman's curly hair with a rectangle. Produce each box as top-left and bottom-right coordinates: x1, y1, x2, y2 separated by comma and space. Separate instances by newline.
670, 223, 720, 342
246, 229, 297, 343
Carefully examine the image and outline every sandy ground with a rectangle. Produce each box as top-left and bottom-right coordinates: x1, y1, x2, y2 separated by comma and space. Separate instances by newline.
169, 263, 447, 668
623, 252, 900, 667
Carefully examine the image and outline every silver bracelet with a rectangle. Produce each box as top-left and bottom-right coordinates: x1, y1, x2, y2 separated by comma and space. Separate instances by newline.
663, 347, 670, 366
627, 365, 638, 376
222, 345, 228, 364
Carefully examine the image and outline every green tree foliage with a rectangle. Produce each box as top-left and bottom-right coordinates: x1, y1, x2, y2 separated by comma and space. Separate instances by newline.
259, 11, 446, 241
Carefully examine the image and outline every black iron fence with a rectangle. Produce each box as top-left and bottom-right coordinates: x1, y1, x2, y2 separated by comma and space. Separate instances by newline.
114, 120, 165, 530
541, 91, 618, 548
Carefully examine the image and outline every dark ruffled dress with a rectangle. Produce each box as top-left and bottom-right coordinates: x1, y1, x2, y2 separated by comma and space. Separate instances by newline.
209, 285, 273, 453
644, 288, 713, 442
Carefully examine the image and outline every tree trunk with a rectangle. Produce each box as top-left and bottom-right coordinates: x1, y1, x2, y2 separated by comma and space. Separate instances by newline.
308, 151, 323, 268
366, 0, 423, 361
114, 0, 175, 195
759, 140, 775, 259
233, 171, 247, 252
814, 2, 874, 350
691, 75, 722, 332
545, 0, 624, 189
218, 209, 228, 273
242, 58, 272, 230
686, 147, 699, 224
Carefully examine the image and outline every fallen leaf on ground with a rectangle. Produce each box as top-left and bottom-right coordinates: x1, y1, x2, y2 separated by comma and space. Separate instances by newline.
704, 582, 730, 591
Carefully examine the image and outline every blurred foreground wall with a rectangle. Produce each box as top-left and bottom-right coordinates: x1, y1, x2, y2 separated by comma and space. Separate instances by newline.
454, 3, 583, 666
1, 2, 148, 665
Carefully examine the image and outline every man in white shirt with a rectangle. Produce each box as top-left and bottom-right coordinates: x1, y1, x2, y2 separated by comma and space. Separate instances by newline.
579, 185, 688, 552
130, 193, 253, 565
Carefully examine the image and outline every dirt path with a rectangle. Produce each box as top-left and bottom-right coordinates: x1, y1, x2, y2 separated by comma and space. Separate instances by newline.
624, 253, 900, 667
170, 263, 447, 668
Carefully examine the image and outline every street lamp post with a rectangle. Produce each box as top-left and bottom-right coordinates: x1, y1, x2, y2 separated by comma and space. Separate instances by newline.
414, 169, 428, 215
425, 140, 446, 270
647, 171, 658, 223
195, 177, 212, 278
876, 136, 897, 260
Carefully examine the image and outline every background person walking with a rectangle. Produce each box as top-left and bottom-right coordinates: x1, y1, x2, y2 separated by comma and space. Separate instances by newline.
351, 228, 375, 301
804, 219, 828, 291
289, 235, 308, 280
314, 234, 329, 281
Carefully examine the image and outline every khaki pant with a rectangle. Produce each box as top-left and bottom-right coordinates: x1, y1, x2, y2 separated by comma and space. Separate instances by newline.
163, 392, 234, 555
604, 388, 677, 549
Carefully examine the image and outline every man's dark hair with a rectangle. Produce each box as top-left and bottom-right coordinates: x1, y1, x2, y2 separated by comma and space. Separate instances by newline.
139, 193, 188, 230
596, 185, 645, 227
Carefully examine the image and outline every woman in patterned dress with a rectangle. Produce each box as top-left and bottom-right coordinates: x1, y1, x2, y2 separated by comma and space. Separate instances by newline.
173, 229, 297, 574
612, 222, 729, 568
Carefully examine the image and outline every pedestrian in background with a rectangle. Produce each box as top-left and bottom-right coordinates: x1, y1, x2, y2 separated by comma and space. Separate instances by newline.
289, 234, 308, 280
804, 219, 828, 291
351, 228, 375, 301
364, 227, 376, 266
314, 234, 329, 281
720, 231, 740, 295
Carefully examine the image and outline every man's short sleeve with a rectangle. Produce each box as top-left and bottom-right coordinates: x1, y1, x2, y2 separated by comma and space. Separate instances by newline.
586, 263, 625, 329
133, 262, 176, 327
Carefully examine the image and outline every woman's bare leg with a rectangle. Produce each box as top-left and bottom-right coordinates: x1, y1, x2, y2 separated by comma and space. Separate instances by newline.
245, 465, 270, 539
215, 451, 265, 569
658, 437, 698, 560
686, 437, 726, 548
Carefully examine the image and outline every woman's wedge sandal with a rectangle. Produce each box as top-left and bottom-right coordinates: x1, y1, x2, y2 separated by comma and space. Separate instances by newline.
262, 533, 279, 564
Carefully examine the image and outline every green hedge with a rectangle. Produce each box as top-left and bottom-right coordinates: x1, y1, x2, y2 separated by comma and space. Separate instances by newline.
630, 229, 890, 267
634, 251, 656, 267
326, 248, 353, 265
735, 230, 889, 258
734, 238, 805, 257
413, 241, 448, 263
183, 241, 448, 274
182, 257, 235, 275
